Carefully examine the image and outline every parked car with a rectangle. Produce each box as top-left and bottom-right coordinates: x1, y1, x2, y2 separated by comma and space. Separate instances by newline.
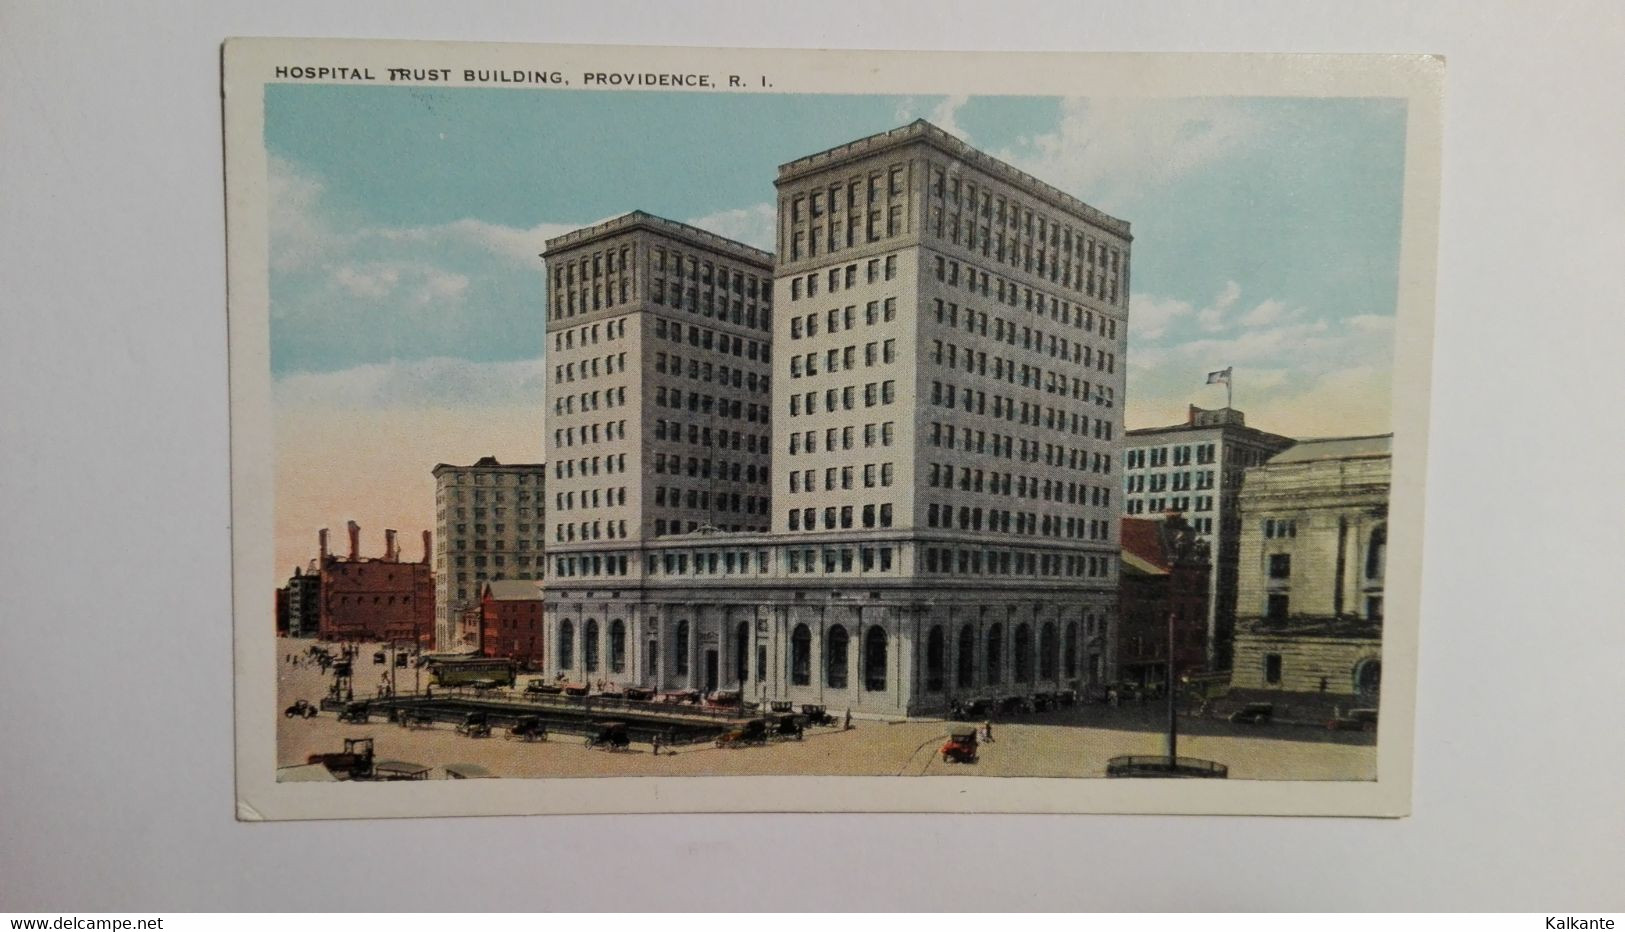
1229, 702, 1275, 725
283, 699, 319, 719
1327, 708, 1378, 732
940, 726, 980, 764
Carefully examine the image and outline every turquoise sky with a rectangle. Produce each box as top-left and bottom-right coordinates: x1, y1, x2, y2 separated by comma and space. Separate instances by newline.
266, 85, 1405, 433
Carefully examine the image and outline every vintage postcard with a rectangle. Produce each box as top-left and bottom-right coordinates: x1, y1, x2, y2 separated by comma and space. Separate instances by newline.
227, 39, 1440, 819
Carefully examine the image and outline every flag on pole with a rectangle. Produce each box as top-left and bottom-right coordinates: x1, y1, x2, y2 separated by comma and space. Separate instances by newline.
1206, 367, 1232, 385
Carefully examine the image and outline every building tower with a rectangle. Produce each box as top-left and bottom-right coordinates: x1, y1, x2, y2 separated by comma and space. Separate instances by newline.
540, 212, 776, 581
1120, 405, 1294, 671
432, 456, 548, 650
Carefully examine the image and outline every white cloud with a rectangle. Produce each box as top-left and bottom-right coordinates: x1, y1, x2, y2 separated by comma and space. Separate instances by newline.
1128, 294, 1193, 341
996, 98, 1261, 208
685, 203, 776, 252
930, 95, 970, 141
273, 356, 546, 411
1240, 298, 1294, 328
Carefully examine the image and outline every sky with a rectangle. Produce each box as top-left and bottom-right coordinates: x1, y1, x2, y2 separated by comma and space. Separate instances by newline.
267, 86, 1406, 574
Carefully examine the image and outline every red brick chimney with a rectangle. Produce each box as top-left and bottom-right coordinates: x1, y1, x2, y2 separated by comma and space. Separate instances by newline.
385, 529, 398, 562
421, 529, 432, 564
318, 527, 329, 563
347, 520, 360, 560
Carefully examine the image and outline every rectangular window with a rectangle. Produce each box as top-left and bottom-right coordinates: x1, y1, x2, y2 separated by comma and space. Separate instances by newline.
1265, 654, 1283, 685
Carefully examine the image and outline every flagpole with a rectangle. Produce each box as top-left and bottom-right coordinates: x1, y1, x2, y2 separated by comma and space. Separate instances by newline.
1227, 372, 1232, 410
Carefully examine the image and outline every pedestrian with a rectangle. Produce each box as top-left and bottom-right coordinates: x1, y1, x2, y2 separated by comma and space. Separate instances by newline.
983, 720, 995, 743
843, 707, 853, 730
651, 732, 661, 757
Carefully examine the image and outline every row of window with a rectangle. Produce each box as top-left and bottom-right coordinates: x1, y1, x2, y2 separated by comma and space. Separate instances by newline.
551, 317, 628, 353
788, 339, 897, 377
553, 420, 628, 449
554, 519, 630, 543
437, 470, 543, 488
552, 454, 627, 480
648, 277, 772, 331
649, 454, 772, 489
651, 315, 771, 363
928, 418, 1114, 475
785, 381, 898, 416
929, 384, 1114, 442
785, 254, 900, 301
783, 166, 911, 262
786, 503, 895, 531
553, 486, 627, 512
924, 502, 1110, 542
652, 353, 770, 394
551, 385, 627, 418
440, 506, 544, 521
1125, 470, 1216, 493
450, 538, 546, 553
652, 387, 770, 425
652, 487, 769, 516
554, 353, 628, 385
921, 546, 1113, 579
786, 462, 895, 493
927, 462, 1112, 508
1125, 443, 1219, 470
926, 162, 1125, 306
788, 299, 899, 337
786, 421, 896, 455
551, 245, 639, 319
932, 247, 1127, 326
653, 421, 771, 456
1124, 495, 1214, 515
932, 323, 1114, 380
553, 553, 633, 578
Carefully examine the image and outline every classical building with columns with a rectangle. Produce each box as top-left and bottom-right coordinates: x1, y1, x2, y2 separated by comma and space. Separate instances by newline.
1230, 434, 1390, 702
541, 120, 1130, 717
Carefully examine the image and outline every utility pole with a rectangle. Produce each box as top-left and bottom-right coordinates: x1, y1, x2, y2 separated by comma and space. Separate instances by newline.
1166, 610, 1178, 765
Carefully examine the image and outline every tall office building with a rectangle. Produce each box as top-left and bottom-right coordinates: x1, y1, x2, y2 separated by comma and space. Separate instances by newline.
541, 212, 775, 580
541, 121, 1130, 716
432, 456, 547, 650
1120, 405, 1294, 671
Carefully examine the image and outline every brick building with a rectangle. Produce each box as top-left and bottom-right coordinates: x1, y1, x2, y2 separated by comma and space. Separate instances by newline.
1230, 435, 1390, 704
1117, 513, 1211, 688
480, 579, 545, 667
316, 521, 435, 647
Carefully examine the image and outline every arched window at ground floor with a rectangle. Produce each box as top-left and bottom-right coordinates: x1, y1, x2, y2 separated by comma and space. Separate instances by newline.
957, 624, 976, 688
925, 626, 945, 692
864, 625, 888, 691
790, 624, 811, 685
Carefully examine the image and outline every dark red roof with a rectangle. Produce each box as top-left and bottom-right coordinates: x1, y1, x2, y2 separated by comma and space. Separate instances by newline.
1120, 517, 1171, 572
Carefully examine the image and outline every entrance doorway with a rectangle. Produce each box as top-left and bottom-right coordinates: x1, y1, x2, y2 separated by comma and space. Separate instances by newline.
704, 650, 719, 693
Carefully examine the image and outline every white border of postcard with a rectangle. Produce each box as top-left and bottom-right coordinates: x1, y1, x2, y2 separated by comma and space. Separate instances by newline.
228, 38, 1440, 820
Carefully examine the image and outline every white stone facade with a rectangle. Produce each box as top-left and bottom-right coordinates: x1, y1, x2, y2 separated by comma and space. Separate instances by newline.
539, 120, 1131, 715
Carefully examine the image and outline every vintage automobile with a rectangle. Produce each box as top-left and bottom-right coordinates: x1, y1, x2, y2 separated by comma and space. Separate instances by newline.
584, 720, 631, 750
506, 715, 548, 742
562, 682, 591, 698
996, 695, 1031, 715
283, 699, 319, 719
715, 718, 770, 749
660, 689, 702, 705
705, 689, 742, 709
1326, 708, 1379, 732
1056, 689, 1079, 707
395, 708, 435, 729
1229, 702, 1276, 725
799, 704, 836, 727
307, 737, 374, 779
941, 726, 980, 764
525, 679, 563, 696
336, 701, 371, 724
372, 760, 431, 781
623, 686, 656, 702
454, 711, 492, 738
770, 713, 805, 741
1030, 692, 1055, 712
768, 700, 795, 714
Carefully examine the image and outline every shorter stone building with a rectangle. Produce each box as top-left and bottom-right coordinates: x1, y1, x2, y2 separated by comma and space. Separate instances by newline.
481, 579, 545, 668
317, 522, 436, 647
432, 456, 547, 650
1230, 435, 1389, 704
1117, 513, 1211, 687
